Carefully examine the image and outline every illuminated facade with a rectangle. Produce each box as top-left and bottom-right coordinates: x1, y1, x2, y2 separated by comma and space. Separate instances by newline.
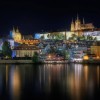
11, 27, 22, 42
91, 42, 100, 58
17, 39, 40, 45
34, 31, 74, 40
12, 44, 40, 57
71, 15, 95, 32
10, 27, 40, 45
83, 31, 100, 40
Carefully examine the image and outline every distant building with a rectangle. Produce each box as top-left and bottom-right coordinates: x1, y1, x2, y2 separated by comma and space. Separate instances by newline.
12, 44, 40, 57
22, 35, 33, 40
71, 15, 95, 32
10, 27, 22, 42
91, 42, 100, 58
83, 31, 100, 41
69, 47, 87, 62
34, 31, 74, 40
0, 39, 3, 50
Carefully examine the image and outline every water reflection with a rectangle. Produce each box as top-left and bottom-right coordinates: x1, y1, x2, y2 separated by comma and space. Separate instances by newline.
0, 64, 100, 100
9, 66, 21, 100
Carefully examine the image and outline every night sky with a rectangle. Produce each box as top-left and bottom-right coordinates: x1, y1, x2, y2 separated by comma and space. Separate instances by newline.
0, 0, 100, 35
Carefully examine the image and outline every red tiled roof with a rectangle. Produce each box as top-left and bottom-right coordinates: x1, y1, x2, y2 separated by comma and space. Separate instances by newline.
14, 44, 40, 50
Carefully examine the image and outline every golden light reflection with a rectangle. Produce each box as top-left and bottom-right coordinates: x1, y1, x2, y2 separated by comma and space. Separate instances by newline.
39, 64, 64, 93
84, 65, 88, 86
66, 64, 83, 100
83, 55, 89, 60
97, 66, 99, 86
11, 66, 21, 98
6, 64, 8, 87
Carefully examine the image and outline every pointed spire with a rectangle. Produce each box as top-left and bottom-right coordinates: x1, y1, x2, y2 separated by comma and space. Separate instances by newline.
16, 27, 19, 33
71, 18, 74, 23
12, 26, 15, 32
23, 36, 24, 40
77, 13, 79, 20
83, 18, 85, 24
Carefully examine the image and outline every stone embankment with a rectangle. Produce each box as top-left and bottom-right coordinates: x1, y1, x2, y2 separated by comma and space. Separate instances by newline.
0, 60, 100, 64
0, 60, 33, 63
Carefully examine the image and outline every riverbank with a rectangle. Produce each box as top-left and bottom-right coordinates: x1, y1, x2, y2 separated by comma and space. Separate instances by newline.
0, 60, 33, 63
0, 59, 100, 64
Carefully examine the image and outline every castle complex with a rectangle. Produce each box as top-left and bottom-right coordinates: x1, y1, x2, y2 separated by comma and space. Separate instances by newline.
10, 27, 39, 45
10, 15, 100, 41
71, 15, 95, 32
11, 27, 22, 42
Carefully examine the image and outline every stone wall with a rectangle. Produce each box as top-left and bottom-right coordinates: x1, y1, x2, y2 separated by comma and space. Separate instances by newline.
0, 60, 33, 63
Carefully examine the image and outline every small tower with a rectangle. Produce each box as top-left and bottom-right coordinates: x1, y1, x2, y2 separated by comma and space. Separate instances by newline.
12, 26, 15, 32
12, 26, 16, 39
83, 18, 85, 24
71, 19, 75, 31
77, 13, 79, 21
16, 27, 19, 33
75, 14, 81, 30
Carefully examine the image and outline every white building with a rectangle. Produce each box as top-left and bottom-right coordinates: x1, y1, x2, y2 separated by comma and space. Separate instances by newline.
12, 44, 40, 57
34, 31, 74, 40
83, 31, 100, 41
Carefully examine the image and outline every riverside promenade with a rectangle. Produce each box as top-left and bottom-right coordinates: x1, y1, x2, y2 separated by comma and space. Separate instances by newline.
0, 60, 100, 64
0, 60, 33, 64
0, 60, 68, 64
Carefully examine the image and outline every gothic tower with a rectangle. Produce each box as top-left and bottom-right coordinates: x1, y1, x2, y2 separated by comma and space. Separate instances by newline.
71, 19, 75, 31
12, 26, 16, 39
75, 14, 81, 30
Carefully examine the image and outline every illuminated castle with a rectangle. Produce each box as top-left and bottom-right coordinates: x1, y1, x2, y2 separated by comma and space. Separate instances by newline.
10, 27, 40, 45
11, 27, 22, 42
71, 15, 95, 32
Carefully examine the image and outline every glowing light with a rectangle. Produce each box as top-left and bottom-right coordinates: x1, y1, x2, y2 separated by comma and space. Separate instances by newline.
96, 56, 100, 59
83, 55, 89, 60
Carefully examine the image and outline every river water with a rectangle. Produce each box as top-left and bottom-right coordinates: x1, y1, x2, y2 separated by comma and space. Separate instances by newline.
0, 64, 100, 100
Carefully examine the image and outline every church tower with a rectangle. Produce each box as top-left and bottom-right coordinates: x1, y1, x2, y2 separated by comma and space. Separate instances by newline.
13, 27, 22, 41
83, 18, 85, 24
12, 26, 16, 39
16, 27, 19, 33
75, 14, 81, 31
71, 19, 75, 31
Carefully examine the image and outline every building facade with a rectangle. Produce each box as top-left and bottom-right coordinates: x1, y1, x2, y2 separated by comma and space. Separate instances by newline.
12, 44, 40, 57
71, 15, 95, 32
91, 42, 100, 57
11, 27, 22, 42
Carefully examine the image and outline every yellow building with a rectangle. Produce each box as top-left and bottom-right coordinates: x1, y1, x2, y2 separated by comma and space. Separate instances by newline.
18, 39, 40, 45
91, 42, 100, 58
12, 27, 22, 42
71, 15, 95, 34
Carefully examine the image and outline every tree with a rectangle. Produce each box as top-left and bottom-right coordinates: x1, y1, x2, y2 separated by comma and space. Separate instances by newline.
49, 46, 56, 53
65, 51, 70, 60
2, 41, 12, 57
68, 34, 77, 41
87, 35, 93, 41
47, 34, 50, 39
32, 52, 39, 63
94, 37, 97, 41
55, 33, 65, 40
79, 35, 86, 40
50, 32, 55, 39
40, 35, 44, 40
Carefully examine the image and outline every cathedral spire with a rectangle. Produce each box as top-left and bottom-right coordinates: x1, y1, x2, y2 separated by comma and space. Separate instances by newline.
12, 26, 15, 32
71, 18, 74, 23
23, 36, 24, 40
16, 27, 19, 33
77, 13, 79, 20
71, 18, 75, 31
83, 18, 85, 24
